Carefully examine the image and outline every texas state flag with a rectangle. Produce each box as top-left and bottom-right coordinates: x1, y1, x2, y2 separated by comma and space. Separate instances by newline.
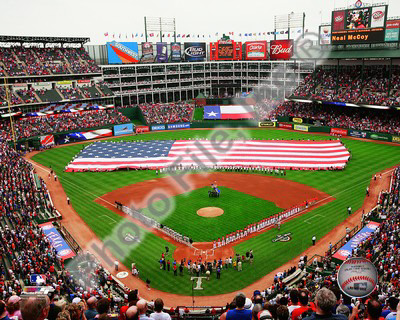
203, 105, 255, 120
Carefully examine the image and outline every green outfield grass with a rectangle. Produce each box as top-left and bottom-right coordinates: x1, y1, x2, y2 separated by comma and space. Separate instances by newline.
32, 129, 400, 295
141, 186, 283, 242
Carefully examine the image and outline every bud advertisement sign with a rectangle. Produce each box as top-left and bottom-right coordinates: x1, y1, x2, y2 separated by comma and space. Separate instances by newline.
141, 42, 154, 63
332, 11, 346, 31
156, 42, 168, 62
245, 41, 268, 60
270, 40, 293, 60
320, 26, 332, 45
371, 6, 386, 28
184, 42, 206, 62
170, 42, 181, 62
107, 41, 139, 64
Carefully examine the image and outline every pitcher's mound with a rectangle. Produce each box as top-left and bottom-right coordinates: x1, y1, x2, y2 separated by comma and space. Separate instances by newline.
197, 207, 224, 218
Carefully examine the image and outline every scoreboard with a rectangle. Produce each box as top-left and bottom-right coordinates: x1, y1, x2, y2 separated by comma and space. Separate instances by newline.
330, 4, 387, 44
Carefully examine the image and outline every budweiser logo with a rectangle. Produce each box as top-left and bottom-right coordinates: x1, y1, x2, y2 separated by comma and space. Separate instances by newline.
372, 11, 384, 20
335, 15, 344, 22
271, 44, 293, 55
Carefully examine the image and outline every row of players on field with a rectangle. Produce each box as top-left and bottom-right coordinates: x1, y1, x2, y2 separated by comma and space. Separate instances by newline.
212, 205, 306, 249
156, 166, 287, 175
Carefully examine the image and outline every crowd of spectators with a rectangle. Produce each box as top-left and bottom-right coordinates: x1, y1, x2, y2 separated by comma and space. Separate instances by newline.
270, 102, 400, 135
139, 102, 194, 124
0, 109, 130, 140
292, 65, 400, 106
0, 47, 100, 77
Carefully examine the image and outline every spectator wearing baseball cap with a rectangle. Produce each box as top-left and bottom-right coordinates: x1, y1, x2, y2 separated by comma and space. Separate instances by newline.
6, 296, 21, 320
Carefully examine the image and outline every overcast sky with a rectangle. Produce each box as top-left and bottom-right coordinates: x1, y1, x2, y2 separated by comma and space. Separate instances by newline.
2, 0, 399, 44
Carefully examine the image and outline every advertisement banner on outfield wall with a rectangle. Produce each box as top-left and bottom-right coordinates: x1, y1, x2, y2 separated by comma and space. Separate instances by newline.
279, 123, 293, 129
151, 124, 166, 131
166, 122, 191, 130
292, 117, 303, 124
320, 25, 332, 45
392, 136, 400, 143
170, 42, 181, 62
113, 123, 134, 136
258, 122, 276, 128
156, 42, 168, 62
349, 130, 367, 138
294, 124, 309, 132
331, 128, 348, 136
367, 132, 391, 141
135, 126, 150, 133
184, 43, 206, 62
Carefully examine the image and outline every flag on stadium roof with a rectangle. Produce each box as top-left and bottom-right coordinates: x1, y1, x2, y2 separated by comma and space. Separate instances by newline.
65, 140, 351, 172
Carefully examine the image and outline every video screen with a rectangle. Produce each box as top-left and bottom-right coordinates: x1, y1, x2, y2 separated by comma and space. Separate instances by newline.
346, 8, 370, 29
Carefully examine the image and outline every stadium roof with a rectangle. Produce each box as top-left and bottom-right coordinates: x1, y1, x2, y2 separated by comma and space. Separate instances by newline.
293, 48, 400, 60
0, 35, 90, 44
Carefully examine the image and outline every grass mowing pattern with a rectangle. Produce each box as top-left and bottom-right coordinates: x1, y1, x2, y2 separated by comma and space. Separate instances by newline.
141, 186, 283, 242
32, 129, 400, 295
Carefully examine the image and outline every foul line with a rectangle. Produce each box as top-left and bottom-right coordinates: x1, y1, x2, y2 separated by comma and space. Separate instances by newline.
304, 214, 325, 224
27, 159, 116, 208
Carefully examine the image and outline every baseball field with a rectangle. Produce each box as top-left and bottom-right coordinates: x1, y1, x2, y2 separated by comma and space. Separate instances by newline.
31, 129, 400, 296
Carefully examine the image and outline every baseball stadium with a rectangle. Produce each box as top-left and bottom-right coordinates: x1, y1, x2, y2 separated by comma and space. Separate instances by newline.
1, 1, 400, 320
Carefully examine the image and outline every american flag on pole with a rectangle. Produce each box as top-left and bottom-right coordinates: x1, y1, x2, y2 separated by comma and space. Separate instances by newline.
65, 140, 350, 172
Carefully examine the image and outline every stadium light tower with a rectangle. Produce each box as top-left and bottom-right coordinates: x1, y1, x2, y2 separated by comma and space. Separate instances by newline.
144, 17, 176, 43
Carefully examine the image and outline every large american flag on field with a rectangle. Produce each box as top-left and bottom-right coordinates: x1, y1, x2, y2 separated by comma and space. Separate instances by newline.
65, 139, 351, 172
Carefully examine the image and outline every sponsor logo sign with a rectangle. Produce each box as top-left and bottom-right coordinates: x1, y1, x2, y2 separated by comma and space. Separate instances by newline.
337, 257, 378, 298
170, 42, 181, 62
331, 128, 348, 136
371, 6, 386, 28
107, 41, 139, 64
141, 42, 154, 63
184, 43, 206, 62
270, 40, 294, 60
294, 124, 309, 132
279, 123, 292, 129
156, 42, 168, 62
349, 130, 367, 138
114, 123, 134, 136
258, 122, 276, 128
385, 19, 400, 42
39, 222, 76, 260
333, 11, 346, 31
320, 26, 332, 45
166, 122, 191, 130
392, 136, 400, 143
245, 41, 268, 60
272, 233, 292, 243
151, 124, 166, 131
217, 41, 235, 60
135, 126, 150, 133
292, 117, 303, 124
368, 133, 390, 141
